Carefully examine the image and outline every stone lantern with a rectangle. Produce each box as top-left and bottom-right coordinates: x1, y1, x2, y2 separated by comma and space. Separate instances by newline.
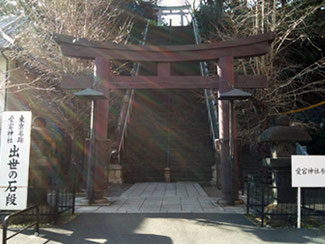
258, 115, 311, 203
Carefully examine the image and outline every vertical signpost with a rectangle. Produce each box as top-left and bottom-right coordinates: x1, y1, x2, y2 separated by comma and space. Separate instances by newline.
0, 111, 32, 210
292, 155, 325, 229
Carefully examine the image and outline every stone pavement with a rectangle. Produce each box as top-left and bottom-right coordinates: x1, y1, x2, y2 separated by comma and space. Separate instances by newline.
75, 182, 245, 214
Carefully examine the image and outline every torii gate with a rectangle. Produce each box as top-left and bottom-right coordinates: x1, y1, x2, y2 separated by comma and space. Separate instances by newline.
54, 32, 275, 204
153, 5, 191, 26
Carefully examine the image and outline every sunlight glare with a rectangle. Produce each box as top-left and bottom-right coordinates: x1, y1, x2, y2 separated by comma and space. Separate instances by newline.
85, 239, 107, 244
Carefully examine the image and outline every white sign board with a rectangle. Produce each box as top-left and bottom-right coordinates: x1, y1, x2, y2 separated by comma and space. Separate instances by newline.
292, 155, 325, 188
0, 111, 32, 210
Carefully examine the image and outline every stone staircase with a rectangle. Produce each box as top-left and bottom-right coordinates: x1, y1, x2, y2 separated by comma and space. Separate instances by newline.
120, 23, 215, 183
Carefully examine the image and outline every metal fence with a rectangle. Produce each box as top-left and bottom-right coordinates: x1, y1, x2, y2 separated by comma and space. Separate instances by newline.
28, 183, 76, 222
1, 173, 76, 224
246, 171, 325, 227
2, 205, 39, 244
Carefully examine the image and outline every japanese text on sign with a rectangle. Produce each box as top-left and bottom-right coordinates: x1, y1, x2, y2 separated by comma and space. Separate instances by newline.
0, 112, 32, 210
295, 167, 325, 176
292, 155, 325, 188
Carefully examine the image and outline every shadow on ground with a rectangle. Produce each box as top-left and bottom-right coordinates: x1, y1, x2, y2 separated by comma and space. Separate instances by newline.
14, 213, 325, 244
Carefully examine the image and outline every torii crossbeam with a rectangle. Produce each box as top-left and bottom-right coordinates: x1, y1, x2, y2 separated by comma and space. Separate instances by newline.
55, 32, 274, 90
54, 32, 275, 204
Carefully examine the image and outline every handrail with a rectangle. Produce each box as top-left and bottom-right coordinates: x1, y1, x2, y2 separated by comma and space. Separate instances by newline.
111, 21, 150, 164
2, 205, 40, 244
192, 14, 219, 150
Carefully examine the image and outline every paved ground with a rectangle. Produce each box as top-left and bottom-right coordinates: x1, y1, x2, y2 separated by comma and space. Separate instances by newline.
2, 213, 325, 244
75, 182, 245, 214
3, 183, 324, 243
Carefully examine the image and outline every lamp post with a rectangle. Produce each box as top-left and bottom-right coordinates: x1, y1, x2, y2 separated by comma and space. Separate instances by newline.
218, 88, 252, 205
74, 88, 107, 204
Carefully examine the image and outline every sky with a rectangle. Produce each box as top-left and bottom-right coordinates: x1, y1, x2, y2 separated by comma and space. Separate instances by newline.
159, 0, 197, 7
160, 0, 185, 6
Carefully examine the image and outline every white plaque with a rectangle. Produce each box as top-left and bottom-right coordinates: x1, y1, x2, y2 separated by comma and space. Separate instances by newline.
0, 111, 32, 210
292, 155, 325, 188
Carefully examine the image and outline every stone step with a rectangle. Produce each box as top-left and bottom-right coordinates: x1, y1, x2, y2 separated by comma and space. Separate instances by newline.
120, 23, 215, 183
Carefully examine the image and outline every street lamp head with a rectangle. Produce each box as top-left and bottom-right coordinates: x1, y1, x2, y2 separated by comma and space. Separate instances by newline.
218, 88, 252, 101
74, 88, 107, 100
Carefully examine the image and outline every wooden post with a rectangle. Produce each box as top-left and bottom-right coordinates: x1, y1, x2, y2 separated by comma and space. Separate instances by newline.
93, 57, 110, 199
218, 56, 236, 205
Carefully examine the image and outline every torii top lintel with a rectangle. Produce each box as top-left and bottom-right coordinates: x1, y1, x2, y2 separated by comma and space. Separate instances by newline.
54, 32, 275, 62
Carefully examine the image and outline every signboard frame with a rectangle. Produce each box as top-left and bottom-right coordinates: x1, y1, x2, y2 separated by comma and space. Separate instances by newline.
292, 155, 325, 229
0, 111, 32, 211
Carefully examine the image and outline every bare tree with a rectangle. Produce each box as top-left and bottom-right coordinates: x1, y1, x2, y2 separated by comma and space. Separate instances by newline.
2, 0, 134, 133
204, 0, 325, 144
12, 0, 133, 84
